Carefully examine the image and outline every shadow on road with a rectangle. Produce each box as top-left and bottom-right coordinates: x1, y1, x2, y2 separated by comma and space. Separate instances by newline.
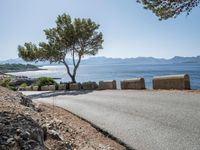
27, 90, 94, 99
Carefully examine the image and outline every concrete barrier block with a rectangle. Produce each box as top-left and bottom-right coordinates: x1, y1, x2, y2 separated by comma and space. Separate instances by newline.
49, 85, 56, 91
153, 74, 190, 90
82, 81, 98, 90
69, 83, 81, 90
18, 87, 25, 91
121, 78, 145, 90
41, 85, 49, 91
60, 82, 70, 90
98, 80, 116, 90
25, 86, 32, 91
58, 84, 66, 90
32, 86, 39, 91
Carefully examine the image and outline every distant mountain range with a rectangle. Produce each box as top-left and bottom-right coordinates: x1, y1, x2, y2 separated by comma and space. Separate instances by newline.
0, 56, 200, 66
81, 56, 200, 65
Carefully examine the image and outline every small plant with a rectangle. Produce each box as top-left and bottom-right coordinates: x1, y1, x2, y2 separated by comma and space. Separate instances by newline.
19, 83, 28, 90
34, 77, 57, 87
0, 77, 12, 88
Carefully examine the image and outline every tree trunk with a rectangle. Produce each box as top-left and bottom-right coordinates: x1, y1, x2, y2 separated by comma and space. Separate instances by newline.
71, 75, 76, 83
63, 53, 81, 84
63, 60, 76, 83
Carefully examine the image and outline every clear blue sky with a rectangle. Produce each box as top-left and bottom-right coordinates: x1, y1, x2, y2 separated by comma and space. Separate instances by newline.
0, 0, 200, 60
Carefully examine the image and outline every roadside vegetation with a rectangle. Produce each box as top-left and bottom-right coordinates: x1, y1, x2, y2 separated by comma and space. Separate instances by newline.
0, 76, 12, 88
33, 77, 57, 87
0, 75, 58, 91
0, 76, 18, 91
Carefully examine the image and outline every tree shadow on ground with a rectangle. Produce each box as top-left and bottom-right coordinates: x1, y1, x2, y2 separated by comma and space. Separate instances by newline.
26, 90, 94, 99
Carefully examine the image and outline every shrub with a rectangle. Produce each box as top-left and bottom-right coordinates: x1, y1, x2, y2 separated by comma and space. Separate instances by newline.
33, 77, 57, 87
0, 77, 12, 88
19, 83, 28, 89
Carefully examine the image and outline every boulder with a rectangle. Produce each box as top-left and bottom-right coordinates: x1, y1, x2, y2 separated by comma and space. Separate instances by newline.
98, 80, 116, 90
81, 81, 98, 90
20, 95, 33, 107
153, 74, 190, 90
69, 83, 81, 90
0, 112, 45, 150
121, 78, 145, 90
47, 130, 64, 141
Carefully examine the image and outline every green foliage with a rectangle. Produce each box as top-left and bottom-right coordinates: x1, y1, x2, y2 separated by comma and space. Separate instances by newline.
34, 77, 57, 87
137, 0, 200, 20
0, 64, 38, 73
0, 77, 12, 88
19, 83, 28, 89
18, 13, 104, 83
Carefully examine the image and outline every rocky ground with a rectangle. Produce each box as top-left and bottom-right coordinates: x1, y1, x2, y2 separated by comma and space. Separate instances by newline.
1, 83, 199, 150
0, 86, 126, 150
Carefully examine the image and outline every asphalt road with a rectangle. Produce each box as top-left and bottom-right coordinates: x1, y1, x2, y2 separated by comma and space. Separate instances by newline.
22, 90, 200, 150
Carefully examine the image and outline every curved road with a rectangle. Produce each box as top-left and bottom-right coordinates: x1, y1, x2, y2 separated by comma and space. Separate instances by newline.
23, 90, 200, 150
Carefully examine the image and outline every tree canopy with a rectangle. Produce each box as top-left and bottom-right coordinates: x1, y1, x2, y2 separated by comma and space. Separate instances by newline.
137, 0, 200, 20
18, 14, 103, 83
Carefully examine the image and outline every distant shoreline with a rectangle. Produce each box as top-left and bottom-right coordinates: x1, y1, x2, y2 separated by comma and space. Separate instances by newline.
0, 64, 47, 74
5, 68, 47, 73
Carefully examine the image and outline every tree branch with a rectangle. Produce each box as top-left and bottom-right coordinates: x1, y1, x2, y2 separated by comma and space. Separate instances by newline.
63, 59, 73, 78
72, 48, 76, 67
73, 54, 82, 78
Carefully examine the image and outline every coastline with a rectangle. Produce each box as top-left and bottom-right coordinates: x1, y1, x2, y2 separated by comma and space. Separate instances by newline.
4, 68, 47, 74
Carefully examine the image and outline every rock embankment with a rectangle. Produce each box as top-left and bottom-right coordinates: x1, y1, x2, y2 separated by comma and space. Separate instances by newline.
0, 86, 126, 150
0, 112, 45, 150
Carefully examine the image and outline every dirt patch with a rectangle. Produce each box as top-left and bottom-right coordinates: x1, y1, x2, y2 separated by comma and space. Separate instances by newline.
34, 102, 126, 150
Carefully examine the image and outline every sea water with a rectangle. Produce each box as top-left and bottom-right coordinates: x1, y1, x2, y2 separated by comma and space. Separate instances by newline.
9, 63, 200, 89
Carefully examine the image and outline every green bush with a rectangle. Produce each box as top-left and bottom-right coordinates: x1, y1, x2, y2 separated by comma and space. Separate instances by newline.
34, 77, 57, 87
0, 77, 12, 88
19, 83, 28, 89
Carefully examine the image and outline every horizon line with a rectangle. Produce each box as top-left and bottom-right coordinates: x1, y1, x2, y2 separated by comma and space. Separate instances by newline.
0, 55, 200, 61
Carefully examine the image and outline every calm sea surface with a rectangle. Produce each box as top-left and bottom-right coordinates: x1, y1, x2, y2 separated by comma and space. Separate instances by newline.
9, 63, 200, 89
